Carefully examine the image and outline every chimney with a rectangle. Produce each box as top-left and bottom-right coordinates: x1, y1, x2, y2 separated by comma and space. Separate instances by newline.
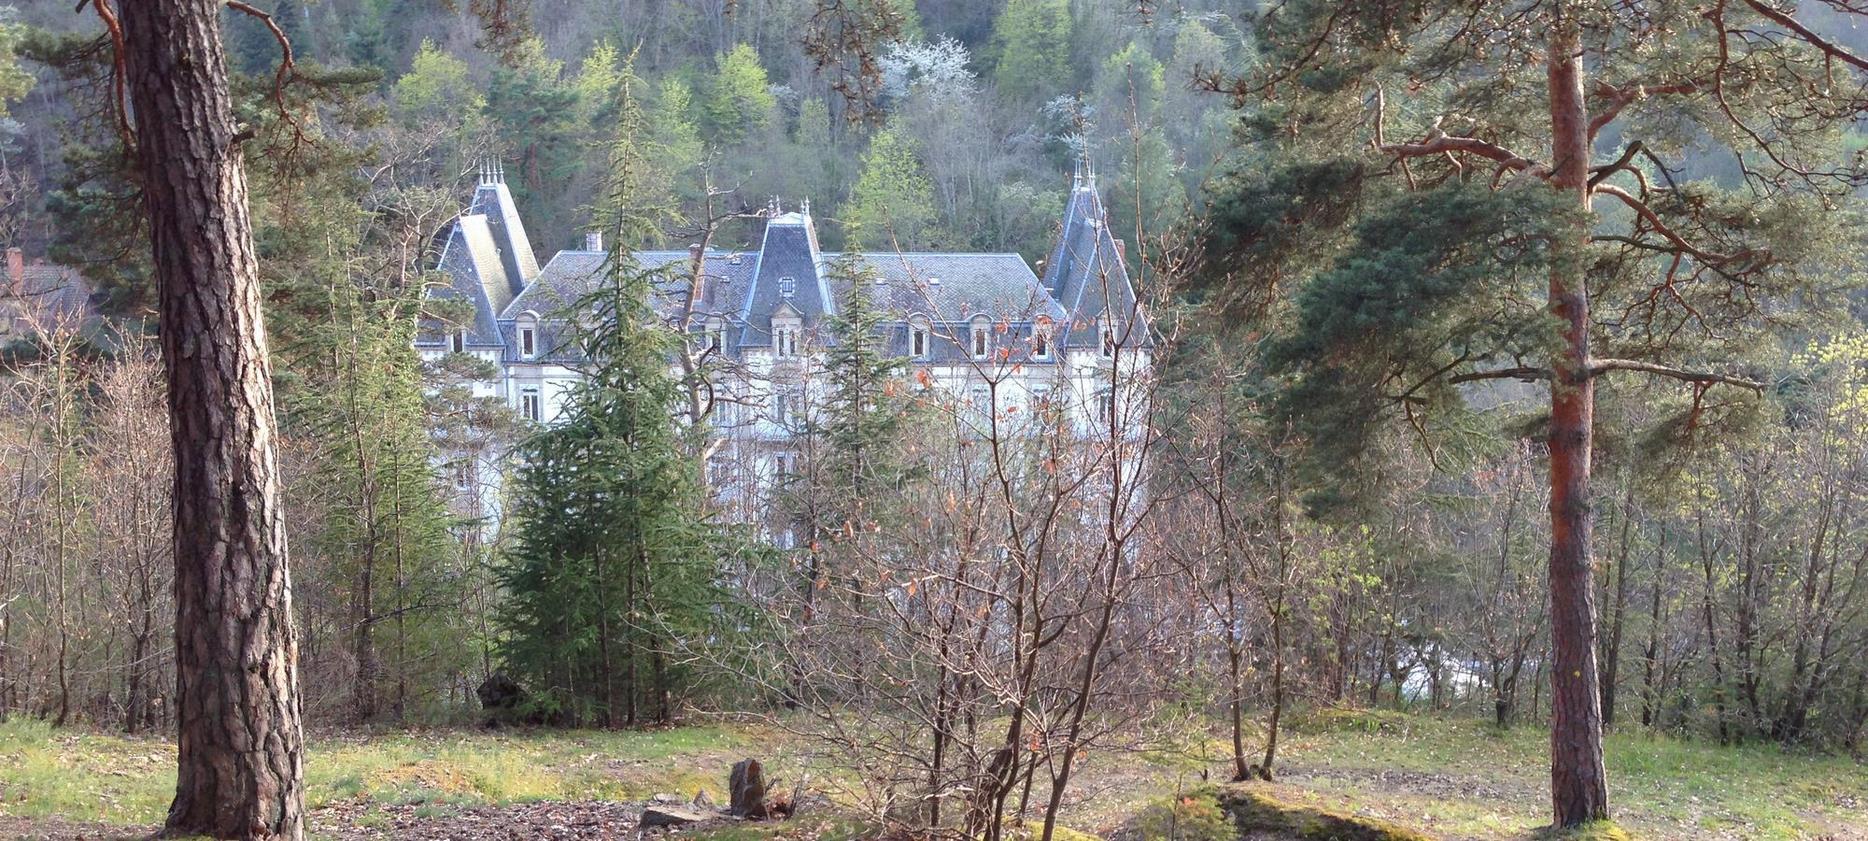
1111, 237, 1127, 264
6, 247, 21, 296
688, 242, 703, 263
585, 230, 603, 252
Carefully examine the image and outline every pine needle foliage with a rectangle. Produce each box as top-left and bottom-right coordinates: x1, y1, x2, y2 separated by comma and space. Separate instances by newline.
494, 54, 755, 726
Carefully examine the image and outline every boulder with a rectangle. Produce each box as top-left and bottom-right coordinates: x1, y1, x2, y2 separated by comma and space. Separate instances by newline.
640, 806, 708, 828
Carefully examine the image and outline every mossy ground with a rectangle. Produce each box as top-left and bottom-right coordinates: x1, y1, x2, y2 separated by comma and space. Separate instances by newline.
0, 712, 1861, 840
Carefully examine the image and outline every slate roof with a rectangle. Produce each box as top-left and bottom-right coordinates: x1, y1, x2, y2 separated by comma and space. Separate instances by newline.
427, 173, 1152, 365
1041, 182, 1151, 349
468, 180, 539, 292
1, 258, 98, 338
500, 248, 761, 363
418, 175, 541, 349
736, 213, 835, 349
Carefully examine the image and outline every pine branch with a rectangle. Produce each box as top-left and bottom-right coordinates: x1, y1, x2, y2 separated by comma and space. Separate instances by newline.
1448, 367, 1550, 384
1587, 358, 1765, 391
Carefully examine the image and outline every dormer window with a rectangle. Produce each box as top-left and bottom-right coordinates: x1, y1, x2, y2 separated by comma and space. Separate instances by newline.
779, 276, 797, 298
519, 326, 536, 358
910, 320, 929, 358
1100, 317, 1119, 358
706, 318, 724, 353
1033, 316, 1053, 360
971, 317, 990, 360
450, 330, 465, 354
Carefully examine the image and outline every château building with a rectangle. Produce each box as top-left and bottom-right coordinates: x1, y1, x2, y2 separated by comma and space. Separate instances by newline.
419, 163, 1152, 535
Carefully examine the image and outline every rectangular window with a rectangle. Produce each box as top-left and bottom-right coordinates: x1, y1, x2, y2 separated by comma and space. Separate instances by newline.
521, 388, 541, 422
1033, 330, 1049, 359
451, 460, 473, 490
779, 276, 797, 298
1031, 385, 1051, 411
708, 327, 723, 352
971, 386, 992, 417
520, 327, 535, 358
773, 391, 791, 427
451, 331, 465, 353
774, 326, 798, 357
1101, 320, 1117, 357
773, 451, 797, 478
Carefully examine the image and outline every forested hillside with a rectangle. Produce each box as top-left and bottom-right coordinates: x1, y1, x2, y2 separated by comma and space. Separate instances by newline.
0, 2, 1865, 840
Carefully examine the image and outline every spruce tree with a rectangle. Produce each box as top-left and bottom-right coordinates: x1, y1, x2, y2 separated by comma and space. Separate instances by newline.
495, 57, 739, 726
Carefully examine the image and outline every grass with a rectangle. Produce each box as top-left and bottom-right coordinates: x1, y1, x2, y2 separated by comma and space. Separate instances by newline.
1, 711, 1861, 840
0, 716, 784, 826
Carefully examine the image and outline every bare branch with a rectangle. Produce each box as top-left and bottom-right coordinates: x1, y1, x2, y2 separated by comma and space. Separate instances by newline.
1588, 358, 1765, 391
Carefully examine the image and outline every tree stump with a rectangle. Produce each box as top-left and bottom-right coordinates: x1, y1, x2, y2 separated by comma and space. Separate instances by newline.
728, 758, 769, 819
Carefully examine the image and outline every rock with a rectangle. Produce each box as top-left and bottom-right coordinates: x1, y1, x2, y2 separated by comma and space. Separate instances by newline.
640, 806, 708, 828
728, 758, 769, 819
692, 789, 715, 809
651, 793, 684, 805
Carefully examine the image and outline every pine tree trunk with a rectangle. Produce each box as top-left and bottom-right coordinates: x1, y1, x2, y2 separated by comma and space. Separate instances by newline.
1544, 16, 1610, 828
117, 1, 305, 837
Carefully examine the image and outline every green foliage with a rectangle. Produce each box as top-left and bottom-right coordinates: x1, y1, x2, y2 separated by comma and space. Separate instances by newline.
495, 62, 755, 724
294, 277, 471, 722
649, 76, 705, 202
700, 44, 776, 148
0, 9, 32, 118
485, 38, 582, 244
804, 255, 922, 537
393, 39, 484, 121
990, 0, 1073, 102
1254, 181, 1571, 508
844, 124, 939, 248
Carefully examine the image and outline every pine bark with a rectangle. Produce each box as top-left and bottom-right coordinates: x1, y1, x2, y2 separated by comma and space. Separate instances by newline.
1544, 16, 1611, 828
117, 1, 306, 837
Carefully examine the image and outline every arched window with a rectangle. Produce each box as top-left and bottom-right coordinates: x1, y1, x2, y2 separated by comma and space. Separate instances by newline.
910, 318, 930, 359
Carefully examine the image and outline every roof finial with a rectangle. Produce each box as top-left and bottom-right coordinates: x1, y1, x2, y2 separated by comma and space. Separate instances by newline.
801, 197, 811, 216
479, 158, 506, 186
